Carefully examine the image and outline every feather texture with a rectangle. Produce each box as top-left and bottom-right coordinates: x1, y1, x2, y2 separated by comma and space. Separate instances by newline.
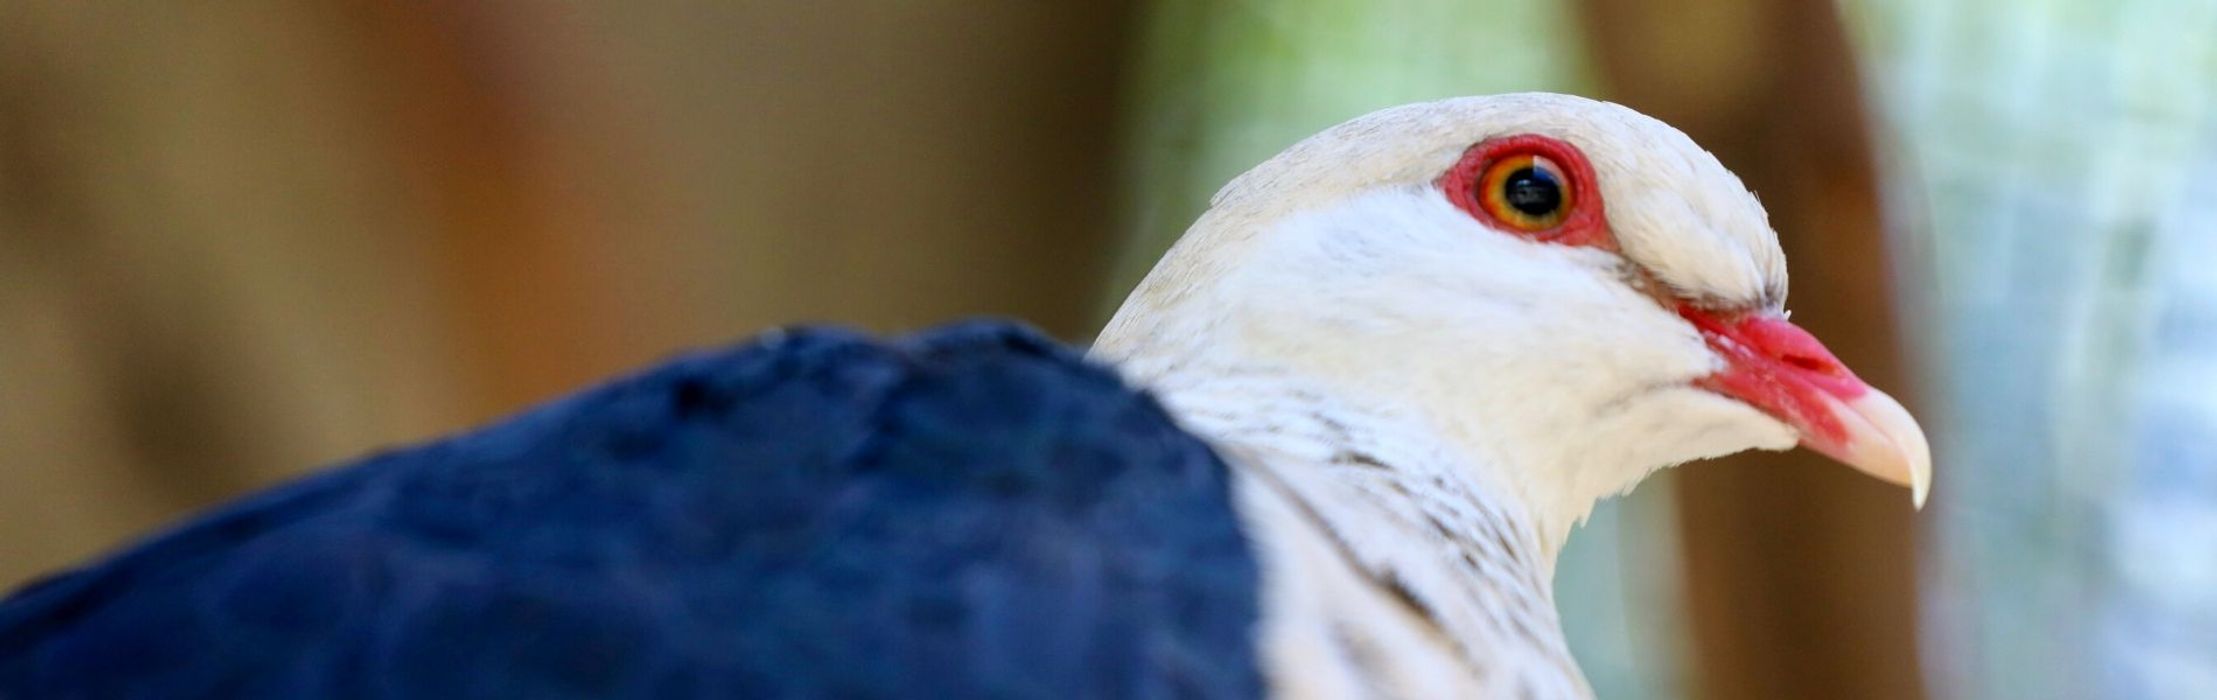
0, 321, 1263, 699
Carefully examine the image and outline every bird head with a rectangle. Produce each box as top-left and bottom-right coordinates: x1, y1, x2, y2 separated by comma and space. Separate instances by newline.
1098, 93, 1929, 544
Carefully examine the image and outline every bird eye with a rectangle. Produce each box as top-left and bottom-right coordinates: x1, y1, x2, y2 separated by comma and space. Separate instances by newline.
1477, 154, 1572, 230
1440, 134, 1611, 250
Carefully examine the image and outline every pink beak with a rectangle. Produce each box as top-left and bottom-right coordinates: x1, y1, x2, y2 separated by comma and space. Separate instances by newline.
1680, 307, 1933, 508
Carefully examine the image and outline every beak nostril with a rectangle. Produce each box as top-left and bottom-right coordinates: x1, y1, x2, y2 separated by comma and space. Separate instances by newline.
1783, 354, 1833, 374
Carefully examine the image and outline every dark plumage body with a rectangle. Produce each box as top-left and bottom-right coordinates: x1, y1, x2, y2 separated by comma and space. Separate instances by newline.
0, 322, 1263, 699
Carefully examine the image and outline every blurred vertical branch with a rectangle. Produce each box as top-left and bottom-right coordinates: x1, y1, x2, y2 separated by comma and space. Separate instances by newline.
345, 0, 681, 416
1576, 0, 1927, 698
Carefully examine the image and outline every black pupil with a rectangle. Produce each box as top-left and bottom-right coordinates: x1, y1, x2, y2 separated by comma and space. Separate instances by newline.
1502, 166, 1563, 217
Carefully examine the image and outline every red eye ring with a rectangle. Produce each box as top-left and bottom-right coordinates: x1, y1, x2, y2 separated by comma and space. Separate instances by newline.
1439, 134, 1614, 251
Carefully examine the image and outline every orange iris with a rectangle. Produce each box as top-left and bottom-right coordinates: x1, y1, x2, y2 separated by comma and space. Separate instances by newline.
1475, 154, 1573, 231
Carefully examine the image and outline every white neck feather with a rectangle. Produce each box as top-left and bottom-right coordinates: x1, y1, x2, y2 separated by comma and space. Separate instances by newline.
1098, 330, 1597, 696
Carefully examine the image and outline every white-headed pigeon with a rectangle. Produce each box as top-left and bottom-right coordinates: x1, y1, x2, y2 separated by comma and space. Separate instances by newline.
0, 93, 1929, 699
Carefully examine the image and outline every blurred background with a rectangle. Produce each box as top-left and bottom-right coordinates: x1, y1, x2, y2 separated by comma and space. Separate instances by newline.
2, 1, 2213, 698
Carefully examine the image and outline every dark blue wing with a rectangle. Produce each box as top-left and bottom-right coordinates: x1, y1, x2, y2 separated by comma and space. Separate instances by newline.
0, 321, 1262, 700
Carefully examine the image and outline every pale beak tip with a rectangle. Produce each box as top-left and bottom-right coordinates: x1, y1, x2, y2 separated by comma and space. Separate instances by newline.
1893, 394, 1933, 511
1911, 457, 1931, 510
1811, 387, 1933, 510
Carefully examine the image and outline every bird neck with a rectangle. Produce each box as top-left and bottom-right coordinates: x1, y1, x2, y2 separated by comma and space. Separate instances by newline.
1106, 343, 1570, 573
1101, 341, 1590, 682
1098, 294, 1657, 567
